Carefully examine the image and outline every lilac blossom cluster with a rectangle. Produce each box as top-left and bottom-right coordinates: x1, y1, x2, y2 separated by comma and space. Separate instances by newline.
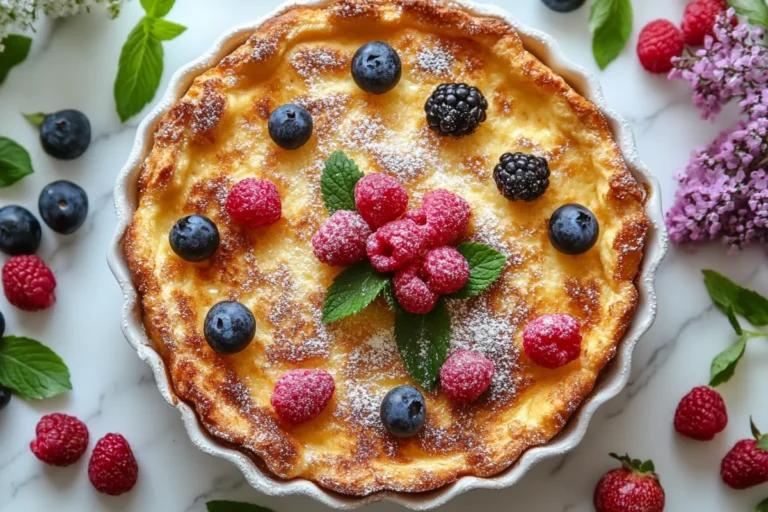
666, 9, 768, 252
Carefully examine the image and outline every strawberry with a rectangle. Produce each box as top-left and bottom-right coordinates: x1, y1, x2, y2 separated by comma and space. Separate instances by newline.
594, 453, 665, 512
721, 418, 768, 490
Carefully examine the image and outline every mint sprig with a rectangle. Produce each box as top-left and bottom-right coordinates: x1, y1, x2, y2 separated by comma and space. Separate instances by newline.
114, 0, 186, 122
451, 243, 507, 299
589, 0, 633, 70
0, 336, 72, 400
321, 151, 364, 213
322, 262, 389, 324
395, 299, 451, 391
728, 0, 768, 29
0, 35, 32, 86
206, 501, 274, 512
710, 335, 747, 387
0, 137, 34, 188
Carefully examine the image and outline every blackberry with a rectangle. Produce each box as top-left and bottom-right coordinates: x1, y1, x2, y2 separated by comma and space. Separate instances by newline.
424, 83, 488, 137
493, 152, 550, 202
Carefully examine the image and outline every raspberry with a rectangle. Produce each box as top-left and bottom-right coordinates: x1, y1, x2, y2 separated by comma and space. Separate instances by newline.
721, 439, 768, 489
226, 178, 282, 228
393, 260, 439, 314
674, 386, 727, 440
271, 369, 335, 424
439, 350, 494, 403
30, 413, 89, 467
682, 0, 726, 46
366, 219, 425, 273
88, 433, 139, 496
637, 20, 685, 74
422, 246, 470, 295
312, 211, 372, 267
354, 173, 408, 229
2, 255, 56, 311
523, 314, 582, 369
422, 190, 471, 247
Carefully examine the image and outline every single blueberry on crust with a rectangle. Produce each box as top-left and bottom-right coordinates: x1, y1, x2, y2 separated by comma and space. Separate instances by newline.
40, 110, 91, 160
380, 385, 426, 438
549, 204, 599, 255
169, 214, 220, 262
351, 41, 402, 94
204, 301, 256, 355
268, 104, 313, 150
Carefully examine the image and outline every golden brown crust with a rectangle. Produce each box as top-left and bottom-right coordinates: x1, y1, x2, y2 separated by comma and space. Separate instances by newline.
124, 0, 649, 496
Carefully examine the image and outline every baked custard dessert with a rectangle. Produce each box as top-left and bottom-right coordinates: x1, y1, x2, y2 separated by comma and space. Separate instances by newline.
125, 0, 650, 496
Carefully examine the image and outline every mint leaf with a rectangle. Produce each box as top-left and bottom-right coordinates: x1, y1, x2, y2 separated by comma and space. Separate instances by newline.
22, 112, 47, 129
206, 502, 274, 512
709, 335, 748, 387
114, 20, 164, 122
0, 35, 32, 86
451, 243, 507, 299
141, 0, 177, 17
703, 270, 768, 326
728, 0, 768, 28
395, 299, 451, 391
320, 151, 364, 213
0, 137, 34, 188
148, 18, 187, 41
0, 337, 72, 400
590, 0, 633, 70
381, 279, 398, 312
756, 498, 768, 512
727, 305, 743, 335
322, 262, 388, 324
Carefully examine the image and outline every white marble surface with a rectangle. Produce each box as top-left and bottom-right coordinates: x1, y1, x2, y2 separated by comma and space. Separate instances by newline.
1, 0, 767, 510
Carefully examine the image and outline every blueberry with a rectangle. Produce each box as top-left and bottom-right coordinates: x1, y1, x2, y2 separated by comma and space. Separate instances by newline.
541, 0, 587, 12
204, 301, 256, 355
549, 204, 600, 255
0, 385, 10, 411
40, 110, 91, 160
38, 181, 89, 235
268, 104, 313, 150
0, 205, 42, 255
169, 214, 220, 262
0, 311, 4, 338
380, 385, 426, 438
352, 41, 402, 95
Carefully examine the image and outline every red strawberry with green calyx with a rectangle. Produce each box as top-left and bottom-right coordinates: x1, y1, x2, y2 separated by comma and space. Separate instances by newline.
594, 453, 665, 512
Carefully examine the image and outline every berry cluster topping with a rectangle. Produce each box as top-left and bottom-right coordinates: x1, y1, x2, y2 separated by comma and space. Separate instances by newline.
88, 433, 139, 496
674, 386, 728, 441
30, 413, 89, 467
637, 19, 685, 74
351, 41, 402, 95
425, 83, 488, 138
226, 178, 282, 228
421, 246, 470, 295
393, 260, 439, 315
169, 214, 220, 262
493, 152, 551, 202
268, 104, 313, 150
2, 255, 56, 311
523, 314, 582, 369
354, 173, 408, 229
312, 210, 372, 267
419, 189, 471, 247
0, 205, 42, 255
367, 219, 426, 273
271, 369, 335, 424
439, 350, 494, 404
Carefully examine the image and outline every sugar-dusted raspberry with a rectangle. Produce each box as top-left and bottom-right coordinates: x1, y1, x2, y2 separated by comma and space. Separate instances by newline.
523, 314, 582, 369
393, 260, 439, 314
637, 20, 685, 74
226, 178, 282, 228
354, 173, 408, 229
440, 350, 494, 403
674, 386, 728, 441
30, 413, 89, 467
422, 189, 471, 246
312, 211, 372, 267
2, 255, 56, 311
271, 369, 335, 424
367, 219, 425, 273
88, 433, 139, 496
682, 0, 726, 46
422, 246, 470, 295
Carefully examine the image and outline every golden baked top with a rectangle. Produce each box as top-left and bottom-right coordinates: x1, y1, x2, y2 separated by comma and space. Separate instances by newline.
125, 0, 650, 496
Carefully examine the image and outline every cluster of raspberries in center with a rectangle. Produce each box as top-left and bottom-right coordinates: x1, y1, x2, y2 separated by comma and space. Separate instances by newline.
312, 173, 471, 314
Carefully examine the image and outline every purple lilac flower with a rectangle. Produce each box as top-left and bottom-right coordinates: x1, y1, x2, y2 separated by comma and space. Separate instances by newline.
666, 9, 768, 251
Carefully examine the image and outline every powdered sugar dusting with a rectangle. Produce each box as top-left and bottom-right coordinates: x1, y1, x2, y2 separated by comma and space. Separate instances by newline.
337, 382, 385, 430
290, 46, 348, 86
345, 329, 399, 375
415, 44, 455, 77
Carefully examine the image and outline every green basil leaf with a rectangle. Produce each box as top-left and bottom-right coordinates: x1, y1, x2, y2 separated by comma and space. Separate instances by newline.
322, 261, 388, 324
0, 336, 72, 400
0, 137, 34, 188
451, 242, 507, 299
395, 299, 451, 391
22, 112, 47, 129
728, 0, 768, 28
590, 0, 633, 70
703, 270, 768, 326
148, 18, 187, 41
206, 502, 274, 512
114, 20, 164, 123
320, 151, 364, 213
0, 35, 32, 86
726, 305, 743, 335
756, 497, 768, 512
141, 0, 177, 17
709, 335, 748, 387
